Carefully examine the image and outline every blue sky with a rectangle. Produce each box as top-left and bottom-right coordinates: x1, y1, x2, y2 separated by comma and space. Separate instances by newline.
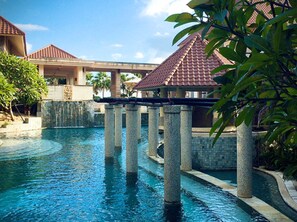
1, 0, 193, 64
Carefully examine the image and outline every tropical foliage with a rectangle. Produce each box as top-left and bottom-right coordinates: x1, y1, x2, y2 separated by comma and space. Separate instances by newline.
0, 72, 16, 120
120, 73, 140, 98
0, 52, 48, 119
166, 0, 297, 178
89, 72, 111, 97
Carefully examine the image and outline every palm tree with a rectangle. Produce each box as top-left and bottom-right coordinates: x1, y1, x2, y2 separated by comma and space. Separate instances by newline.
120, 73, 140, 97
91, 72, 111, 97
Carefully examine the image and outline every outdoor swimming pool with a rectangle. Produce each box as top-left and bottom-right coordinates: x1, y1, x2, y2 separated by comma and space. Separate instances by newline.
0, 127, 268, 221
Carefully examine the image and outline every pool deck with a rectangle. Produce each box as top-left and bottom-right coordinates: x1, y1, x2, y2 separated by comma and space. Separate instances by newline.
149, 155, 294, 222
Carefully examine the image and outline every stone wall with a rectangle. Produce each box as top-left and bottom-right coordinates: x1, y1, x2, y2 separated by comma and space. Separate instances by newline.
191, 132, 263, 170
192, 133, 237, 170
41, 100, 94, 128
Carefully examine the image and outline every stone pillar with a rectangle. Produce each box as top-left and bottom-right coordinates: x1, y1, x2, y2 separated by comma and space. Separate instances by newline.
75, 66, 85, 85
176, 88, 186, 98
38, 65, 44, 77
114, 104, 122, 149
180, 105, 192, 171
104, 104, 115, 161
148, 106, 159, 156
137, 106, 141, 142
159, 88, 168, 127
237, 121, 253, 198
111, 70, 121, 98
126, 104, 138, 175
164, 105, 181, 206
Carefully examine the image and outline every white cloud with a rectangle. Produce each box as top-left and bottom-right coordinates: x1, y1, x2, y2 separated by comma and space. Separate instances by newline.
15, 24, 48, 31
26, 42, 32, 53
79, 55, 88, 60
135, 52, 144, 59
154, 32, 170, 37
111, 53, 123, 60
141, 0, 192, 17
111, 43, 123, 48
146, 49, 171, 64
148, 57, 165, 64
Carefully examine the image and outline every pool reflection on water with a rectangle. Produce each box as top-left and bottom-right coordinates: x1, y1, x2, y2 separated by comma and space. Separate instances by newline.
0, 128, 268, 221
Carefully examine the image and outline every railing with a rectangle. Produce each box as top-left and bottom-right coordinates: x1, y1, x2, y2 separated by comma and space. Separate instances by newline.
43, 85, 93, 101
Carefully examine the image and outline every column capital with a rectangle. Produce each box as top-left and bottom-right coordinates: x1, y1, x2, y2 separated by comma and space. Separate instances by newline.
125, 104, 138, 111
114, 104, 123, 109
148, 106, 159, 110
105, 104, 114, 109
181, 105, 192, 112
164, 105, 181, 114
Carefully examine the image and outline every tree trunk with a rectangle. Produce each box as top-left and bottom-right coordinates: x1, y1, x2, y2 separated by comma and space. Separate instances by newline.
9, 101, 15, 121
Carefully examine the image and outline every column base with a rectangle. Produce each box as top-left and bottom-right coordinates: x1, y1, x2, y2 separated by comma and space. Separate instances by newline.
104, 157, 114, 164
126, 172, 138, 186
115, 145, 122, 149
237, 193, 253, 198
164, 201, 182, 221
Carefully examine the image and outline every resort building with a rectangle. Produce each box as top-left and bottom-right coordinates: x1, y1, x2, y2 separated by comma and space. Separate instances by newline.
27, 45, 157, 101
0, 16, 26, 57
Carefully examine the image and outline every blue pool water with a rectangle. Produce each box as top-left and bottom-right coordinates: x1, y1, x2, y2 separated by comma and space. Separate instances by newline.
0, 128, 268, 221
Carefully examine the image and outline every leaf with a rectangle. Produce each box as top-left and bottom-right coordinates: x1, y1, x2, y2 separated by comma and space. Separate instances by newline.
210, 117, 223, 135
172, 24, 204, 45
219, 47, 243, 63
187, 0, 211, 9
245, 52, 270, 64
235, 108, 249, 127
213, 76, 230, 85
235, 40, 247, 61
208, 28, 229, 39
272, 22, 282, 53
263, 8, 297, 28
201, 22, 212, 39
259, 90, 276, 99
172, 27, 192, 45
205, 38, 225, 57
211, 114, 234, 146
244, 106, 255, 126
205, 38, 221, 54
214, 9, 228, 22
165, 14, 180, 22
289, 0, 297, 8
244, 34, 271, 53
211, 64, 236, 74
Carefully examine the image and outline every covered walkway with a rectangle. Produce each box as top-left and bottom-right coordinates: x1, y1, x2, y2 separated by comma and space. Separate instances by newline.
27, 44, 158, 99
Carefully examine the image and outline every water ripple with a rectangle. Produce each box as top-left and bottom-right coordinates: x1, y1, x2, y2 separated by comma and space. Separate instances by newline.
0, 139, 62, 161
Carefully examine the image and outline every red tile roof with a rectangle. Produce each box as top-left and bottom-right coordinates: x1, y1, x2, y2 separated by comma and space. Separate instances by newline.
249, 0, 273, 24
0, 16, 25, 36
27, 44, 77, 59
135, 33, 229, 90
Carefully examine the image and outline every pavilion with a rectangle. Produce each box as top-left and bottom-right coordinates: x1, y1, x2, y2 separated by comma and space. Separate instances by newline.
134, 33, 231, 126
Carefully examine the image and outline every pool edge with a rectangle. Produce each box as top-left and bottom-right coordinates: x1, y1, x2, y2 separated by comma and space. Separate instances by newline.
148, 154, 293, 222
255, 168, 297, 213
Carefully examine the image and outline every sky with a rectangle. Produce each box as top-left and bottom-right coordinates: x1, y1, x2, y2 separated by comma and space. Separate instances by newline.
0, 0, 193, 64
